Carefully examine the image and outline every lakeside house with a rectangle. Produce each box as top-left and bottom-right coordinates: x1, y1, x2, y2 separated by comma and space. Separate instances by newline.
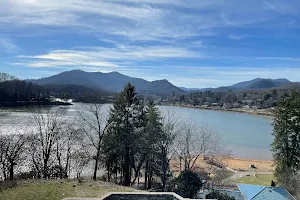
222, 103, 233, 109
238, 184, 296, 200
211, 103, 219, 107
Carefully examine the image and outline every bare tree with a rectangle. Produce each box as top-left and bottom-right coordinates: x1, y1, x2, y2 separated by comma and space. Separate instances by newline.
54, 125, 82, 179
29, 107, 68, 178
71, 147, 91, 178
0, 133, 26, 180
210, 168, 235, 189
77, 104, 110, 180
174, 121, 223, 171
160, 108, 179, 190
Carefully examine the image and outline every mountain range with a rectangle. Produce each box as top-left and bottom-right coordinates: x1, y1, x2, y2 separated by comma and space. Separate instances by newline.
184, 78, 293, 92
29, 70, 184, 95
1, 70, 297, 95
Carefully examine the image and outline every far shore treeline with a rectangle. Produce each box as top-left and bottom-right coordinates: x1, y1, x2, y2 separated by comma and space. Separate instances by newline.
0, 80, 114, 105
1, 77, 300, 111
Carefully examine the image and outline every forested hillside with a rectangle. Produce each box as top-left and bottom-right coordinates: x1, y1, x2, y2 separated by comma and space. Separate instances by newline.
173, 87, 300, 110
30, 70, 184, 95
0, 80, 114, 104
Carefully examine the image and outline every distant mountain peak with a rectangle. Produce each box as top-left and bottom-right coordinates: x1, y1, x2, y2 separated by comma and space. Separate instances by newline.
29, 70, 184, 95
109, 71, 122, 74
152, 79, 169, 83
182, 77, 292, 92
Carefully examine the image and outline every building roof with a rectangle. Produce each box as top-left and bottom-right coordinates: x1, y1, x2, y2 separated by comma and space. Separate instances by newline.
99, 192, 213, 200
252, 187, 296, 200
238, 184, 265, 200
238, 184, 296, 200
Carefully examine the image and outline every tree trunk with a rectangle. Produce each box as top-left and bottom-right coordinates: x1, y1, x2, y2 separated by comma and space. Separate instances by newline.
137, 171, 140, 186
162, 158, 167, 190
9, 162, 14, 180
115, 165, 118, 184
148, 170, 153, 190
124, 146, 131, 186
179, 157, 182, 172
65, 140, 71, 178
93, 147, 101, 181
147, 157, 153, 190
43, 157, 49, 178
144, 161, 148, 189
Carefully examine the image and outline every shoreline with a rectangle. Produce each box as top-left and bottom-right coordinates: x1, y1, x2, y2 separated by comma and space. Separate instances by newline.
0, 101, 72, 108
175, 104, 274, 117
170, 155, 274, 174
221, 156, 274, 172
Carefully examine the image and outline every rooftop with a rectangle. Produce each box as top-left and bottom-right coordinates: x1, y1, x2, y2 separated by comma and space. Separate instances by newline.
238, 184, 296, 200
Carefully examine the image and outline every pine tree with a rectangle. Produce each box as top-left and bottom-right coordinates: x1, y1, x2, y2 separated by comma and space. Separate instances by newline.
272, 91, 300, 193
144, 101, 164, 189
103, 83, 146, 186
103, 84, 174, 188
143, 101, 174, 190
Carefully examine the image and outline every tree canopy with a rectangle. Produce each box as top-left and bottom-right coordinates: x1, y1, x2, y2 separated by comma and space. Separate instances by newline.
272, 91, 300, 195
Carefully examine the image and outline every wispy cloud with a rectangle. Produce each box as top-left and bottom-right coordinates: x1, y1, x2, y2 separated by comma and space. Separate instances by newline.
228, 34, 247, 40
2, 0, 297, 41
0, 37, 19, 52
261, 0, 284, 15
15, 45, 199, 68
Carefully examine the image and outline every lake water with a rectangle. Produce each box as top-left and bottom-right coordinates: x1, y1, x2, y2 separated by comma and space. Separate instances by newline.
159, 106, 273, 160
0, 104, 273, 160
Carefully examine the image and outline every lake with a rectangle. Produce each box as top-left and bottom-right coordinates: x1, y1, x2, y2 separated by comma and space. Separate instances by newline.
0, 104, 273, 160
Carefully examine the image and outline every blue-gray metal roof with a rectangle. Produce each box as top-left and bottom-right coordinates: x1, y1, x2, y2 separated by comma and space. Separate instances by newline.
252, 187, 295, 200
238, 184, 265, 200
238, 184, 296, 200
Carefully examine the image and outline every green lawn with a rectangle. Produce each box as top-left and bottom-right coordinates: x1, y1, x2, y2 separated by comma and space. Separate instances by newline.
0, 180, 138, 200
236, 174, 275, 186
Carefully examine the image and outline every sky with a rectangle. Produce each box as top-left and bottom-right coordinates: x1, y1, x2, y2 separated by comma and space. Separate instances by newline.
0, 0, 300, 88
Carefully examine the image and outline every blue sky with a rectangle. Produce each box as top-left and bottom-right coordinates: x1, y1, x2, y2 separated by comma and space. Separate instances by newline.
0, 0, 300, 88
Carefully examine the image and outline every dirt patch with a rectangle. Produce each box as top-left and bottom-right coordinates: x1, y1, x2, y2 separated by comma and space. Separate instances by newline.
221, 157, 274, 171
170, 155, 274, 175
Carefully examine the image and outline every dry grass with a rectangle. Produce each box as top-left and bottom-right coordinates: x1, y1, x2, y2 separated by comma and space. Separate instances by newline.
221, 157, 274, 171
0, 179, 138, 200
170, 155, 274, 175
236, 174, 275, 186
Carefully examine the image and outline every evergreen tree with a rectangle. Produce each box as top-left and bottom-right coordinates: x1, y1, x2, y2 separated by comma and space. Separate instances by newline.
103, 83, 146, 186
272, 91, 300, 194
103, 86, 174, 189
175, 170, 203, 198
143, 101, 164, 189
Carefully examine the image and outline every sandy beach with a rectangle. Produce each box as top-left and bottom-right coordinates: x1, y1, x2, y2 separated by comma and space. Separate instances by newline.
178, 104, 274, 117
221, 157, 274, 171
170, 155, 274, 175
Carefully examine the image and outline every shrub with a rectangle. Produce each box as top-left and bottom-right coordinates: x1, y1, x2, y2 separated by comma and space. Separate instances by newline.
175, 170, 203, 198
206, 191, 236, 200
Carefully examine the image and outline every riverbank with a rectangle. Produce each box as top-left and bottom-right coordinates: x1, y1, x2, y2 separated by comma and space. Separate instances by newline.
221, 157, 274, 171
177, 104, 274, 117
0, 101, 72, 108
170, 155, 274, 176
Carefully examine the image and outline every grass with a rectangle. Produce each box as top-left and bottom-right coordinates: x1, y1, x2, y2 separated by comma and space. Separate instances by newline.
236, 174, 275, 186
0, 179, 138, 200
